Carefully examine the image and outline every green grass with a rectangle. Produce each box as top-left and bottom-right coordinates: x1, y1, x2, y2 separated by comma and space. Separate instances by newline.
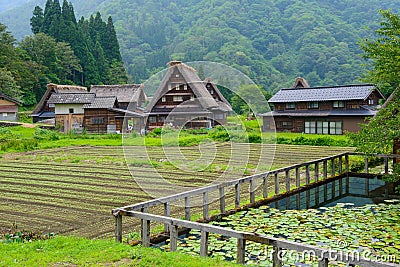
0, 122, 353, 156
0, 236, 239, 267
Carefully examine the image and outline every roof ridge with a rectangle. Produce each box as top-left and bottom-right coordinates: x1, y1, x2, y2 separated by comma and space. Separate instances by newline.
281, 83, 374, 91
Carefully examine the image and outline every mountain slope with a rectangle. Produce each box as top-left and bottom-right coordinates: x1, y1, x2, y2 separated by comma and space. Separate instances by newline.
1, 0, 399, 92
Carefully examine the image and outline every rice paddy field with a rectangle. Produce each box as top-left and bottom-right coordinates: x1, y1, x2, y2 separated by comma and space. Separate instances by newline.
0, 144, 354, 239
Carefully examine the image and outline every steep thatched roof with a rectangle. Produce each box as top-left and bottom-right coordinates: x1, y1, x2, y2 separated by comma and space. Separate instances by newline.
293, 77, 310, 88
90, 84, 145, 104
146, 62, 232, 112
32, 83, 88, 115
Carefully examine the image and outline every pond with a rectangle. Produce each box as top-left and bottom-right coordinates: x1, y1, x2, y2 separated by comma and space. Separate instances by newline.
159, 176, 400, 266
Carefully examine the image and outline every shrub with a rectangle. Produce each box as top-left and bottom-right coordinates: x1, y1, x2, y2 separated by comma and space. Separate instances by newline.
34, 128, 59, 141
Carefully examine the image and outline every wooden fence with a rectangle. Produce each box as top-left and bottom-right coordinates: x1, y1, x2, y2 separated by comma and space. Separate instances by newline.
112, 152, 400, 267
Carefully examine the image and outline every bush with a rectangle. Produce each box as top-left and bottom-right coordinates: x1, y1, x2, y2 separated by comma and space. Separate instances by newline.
34, 128, 59, 141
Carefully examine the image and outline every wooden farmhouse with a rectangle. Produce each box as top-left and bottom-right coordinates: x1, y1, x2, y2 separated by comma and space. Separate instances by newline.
32, 83, 146, 134
82, 96, 145, 134
47, 93, 95, 133
32, 83, 88, 123
261, 78, 385, 134
145, 61, 232, 130
87, 84, 146, 133
0, 92, 22, 122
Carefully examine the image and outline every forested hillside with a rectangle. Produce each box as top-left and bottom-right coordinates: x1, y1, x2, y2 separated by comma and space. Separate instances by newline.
1, 0, 400, 93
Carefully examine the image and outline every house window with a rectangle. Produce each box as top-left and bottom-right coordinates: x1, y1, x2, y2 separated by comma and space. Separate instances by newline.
158, 116, 165, 122
330, 121, 343, 135
190, 94, 194, 101
323, 122, 329, 134
183, 84, 187, 90
176, 84, 180, 90
210, 89, 214, 94
215, 113, 224, 120
90, 117, 103, 124
368, 99, 374, 105
175, 74, 180, 78
48, 103, 55, 108
3, 113, 7, 117
305, 121, 342, 134
347, 104, 358, 109
316, 121, 323, 134
168, 83, 172, 90
148, 116, 156, 123
308, 101, 319, 109
304, 121, 316, 134
286, 103, 296, 109
173, 96, 183, 102
281, 121, 293, 128
69, 108, 74, 114
333, 101, 344, 108
161, 96, 166, 102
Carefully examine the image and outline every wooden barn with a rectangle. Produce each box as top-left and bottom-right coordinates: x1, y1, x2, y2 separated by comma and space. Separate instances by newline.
145, 61, 232, 130
32, 83, 88, 123
0, 92, 22, 121
83, 96, 145, 134
261, 78, 385, 134
47, 93, 95, 133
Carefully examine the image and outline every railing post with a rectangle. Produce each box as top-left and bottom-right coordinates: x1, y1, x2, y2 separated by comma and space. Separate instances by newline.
323, 160, 328, 180
203, 191, 209, 220
164, 202, 171, 232
184, 197, 191, 221
169, 224, 178, 252
250, 179, 256, 204
272, 245, 282, 267
314, 162, 319, 182
318, 257, 329, 267
285, 170, 290, 192
365, 157, 369, 174
263, 175, 268, 198
306, 165, 310, 185
295, 167, 300, 188
274, 172, 279, 194
236, 238, 246, 264
235, 184, 240, 208
384, 157, 389, 174
200, 230, 209, 257
115, 214, 122, 242
142, 218, 150, 247
219, 187, 226, 214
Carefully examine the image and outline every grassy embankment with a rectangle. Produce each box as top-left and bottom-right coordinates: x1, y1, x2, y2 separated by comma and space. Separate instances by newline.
0, 236, 238, 266
0, 116, 352, 154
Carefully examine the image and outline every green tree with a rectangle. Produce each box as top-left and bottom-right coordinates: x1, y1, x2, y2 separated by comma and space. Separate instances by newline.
0, 68, 22, 100
359, 9, 400, 97
231, 84, 271, 116
30, 6, 44, 34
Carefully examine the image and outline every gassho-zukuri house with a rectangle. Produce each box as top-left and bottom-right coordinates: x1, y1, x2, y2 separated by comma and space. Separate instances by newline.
144, 61, 232, 130
261, 78, 385, 134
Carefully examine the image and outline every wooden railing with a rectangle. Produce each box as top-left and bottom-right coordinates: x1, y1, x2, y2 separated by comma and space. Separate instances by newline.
112, 152, 400, 266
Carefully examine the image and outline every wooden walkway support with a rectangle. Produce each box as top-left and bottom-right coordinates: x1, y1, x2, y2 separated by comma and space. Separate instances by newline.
112, 152, 400, 267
